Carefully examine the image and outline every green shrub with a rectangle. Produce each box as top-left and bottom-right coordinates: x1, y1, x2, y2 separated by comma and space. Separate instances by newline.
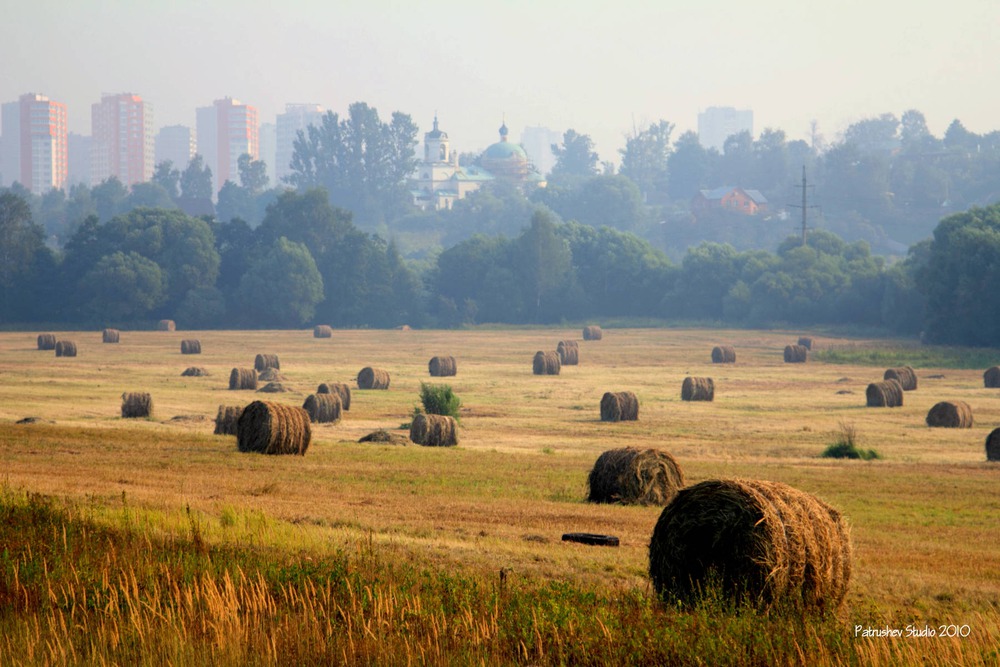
419, 383, 461, 421
822, 421, 880, 460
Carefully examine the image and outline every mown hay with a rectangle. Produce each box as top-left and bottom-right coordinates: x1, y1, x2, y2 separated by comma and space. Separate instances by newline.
866, 379, 904, 408
158, 319, 176, 332
214, 405, 243, 435
254, 353, 280, 372
600, 391, 639, 422
681, 377, 715, 402
121, 392, 153, 419
883, 366, 917, 391
257, 382, 289, 393
102, 328, 120, 344
37, 333, 57, 350
357, 367, 390, 389
55, 340, 77, 357
313, 325, 333, 338
926, 401, 973, 428
229, 368, 258, 391
784, 344, 808, 363
557, 340, 579, 365
648, 479, 852, 611
181, 367, 208, 377
984, 366, 1000, 388
588, 447, 684, 505
236, 401, 311, 455
532, 351, 561, 375
257, 368, 286, 382
583, 325, 603, 341
711, 345, 736, 363
428, 355, 457, 377
317, 382, 351, 411
798, 336, 813, 350
359, 429, 409, 445
409, 413, 459, 447
986, 428, 1000, 462
180, 339, 201, 355
303, 393, 342, 423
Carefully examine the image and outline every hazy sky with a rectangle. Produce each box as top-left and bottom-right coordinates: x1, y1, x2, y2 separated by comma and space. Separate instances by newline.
3, 0, 998, 164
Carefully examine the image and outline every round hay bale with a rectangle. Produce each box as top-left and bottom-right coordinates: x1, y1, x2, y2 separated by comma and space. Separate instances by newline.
180, 339, 201, 355
181, 367, 208, 377
229, 368, 258, 391
357, 367, 390, 389
359, 429, 409, 445
926, 401, 973, 428
37, 333, 56, 350
428, 355, 457, 377
157, 319, 176, 332
303, 393, 342, 423
236, 400, 311, 455
214, 405, 243, 435
797, 336, 813, 350
784, 344, 808, 363
257, 368, 286, 382
409, 413, 459, 447
986, 428, 1000, 462
681, 377, 715, 402
254, 353, 280, 372
582, 325, 603, 341
54, 340, 77, 357
121, 392, 153, 419
648, 479, 852, 611
102, 328, 120, 344
587, 447, 683, 505
532, 351, 561, 375
883, 366, 917, 391
865, 379, 904, 407
313, 325, 333, 338
317, 382, 351, 410
257, 382, 289, 393
600, 391, 639, 422
711, 345, 736, 363
984, 366, 1000, 388
557, 340, 579, 365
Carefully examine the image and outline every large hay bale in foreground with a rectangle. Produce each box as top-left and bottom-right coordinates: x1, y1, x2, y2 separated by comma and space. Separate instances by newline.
181, 339, 201, 355
681, 377, 715, 402
711, 345, 736, 364
784, 344, 808, 363
254, 353, 280, 372
37, 333, 57, 350
121, 392, 152, 418
648, 479, 852, 611
532, 351, 561, 375
926, 401, 973, 428
303, 393, 342, 423
409, 413, 459, 447
986, 428, 1000, 462
317, 382, 351, 411
236, 401, 311, 455
102, 328, 120, 344
357, 367, 390, 389
428, 355, 457, 377
583, 325, 603, 341
587, 447, 683, 505
866, 379, 904, 408
229, 368, 258, 390
55, 340, 77, 357
797, 336, 813, 350
600, 391, 639, 422
883, 366, 917, 391
313, 325, 333, 338
214, 405, 243, 435
984, 366, 1000, 388
157, 319, 176, 332
557, 340, 579, 365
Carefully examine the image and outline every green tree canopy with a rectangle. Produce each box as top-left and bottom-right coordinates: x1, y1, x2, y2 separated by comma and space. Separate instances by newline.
237, 237, 324, 327
550, 129, 600, 181
81, 251, 166, 321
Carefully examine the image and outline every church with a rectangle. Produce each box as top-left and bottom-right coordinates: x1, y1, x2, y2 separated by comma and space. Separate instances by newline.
410, 117, 546, 210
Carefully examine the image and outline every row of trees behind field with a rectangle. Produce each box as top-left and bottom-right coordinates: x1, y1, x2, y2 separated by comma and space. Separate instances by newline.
2, 188, 999, 346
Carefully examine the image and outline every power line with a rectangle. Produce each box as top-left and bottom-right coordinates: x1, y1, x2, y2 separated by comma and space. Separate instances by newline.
788, 165, 819, 245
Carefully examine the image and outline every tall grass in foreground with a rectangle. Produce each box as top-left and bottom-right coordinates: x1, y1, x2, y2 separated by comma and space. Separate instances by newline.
1, 491, 997, 666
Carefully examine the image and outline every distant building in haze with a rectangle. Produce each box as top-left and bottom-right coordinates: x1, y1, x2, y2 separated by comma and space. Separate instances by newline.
691, 186, 768, 215
67, 133, 91, 187
0, 93, 68, 193
275, 103, 325, 184
196, 97, 259, 192
91, 93, 154, 186
698, 106, 753, 152
155, 125, 195, 170
520, 125, 561, 177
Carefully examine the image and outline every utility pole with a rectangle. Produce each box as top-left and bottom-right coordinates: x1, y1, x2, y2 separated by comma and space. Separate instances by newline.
788, 165, 818, 246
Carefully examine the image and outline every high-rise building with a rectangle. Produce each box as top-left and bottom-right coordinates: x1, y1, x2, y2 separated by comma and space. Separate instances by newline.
0, 93, 68, 193
67, 133, 91, 187
196, 97, 259, 192
91, 93, 154, 186
697, 106, 753, 152
520, 125, 562, 177
275, 103, 325, 184
155, 125, 195, 170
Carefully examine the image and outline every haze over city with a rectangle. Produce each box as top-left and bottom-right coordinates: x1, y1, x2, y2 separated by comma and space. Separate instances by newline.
3, 0, 998, 162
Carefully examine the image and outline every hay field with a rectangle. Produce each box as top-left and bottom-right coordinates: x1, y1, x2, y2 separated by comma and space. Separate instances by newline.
1, 327, 999, 660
